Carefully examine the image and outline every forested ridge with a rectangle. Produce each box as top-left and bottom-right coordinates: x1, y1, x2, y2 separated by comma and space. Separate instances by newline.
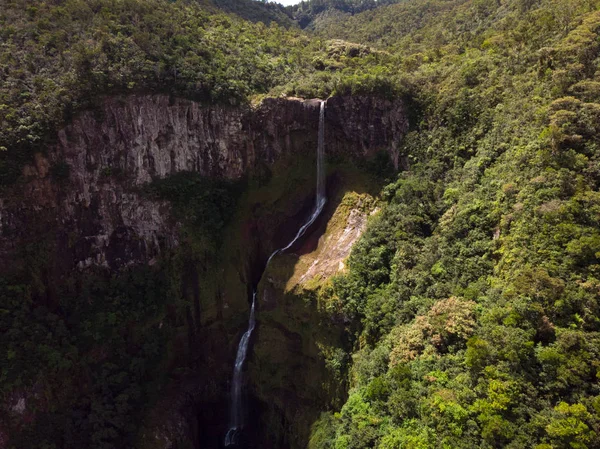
0, 0, 401, 185
3, 0, 600, 447
307, 0, 600, 447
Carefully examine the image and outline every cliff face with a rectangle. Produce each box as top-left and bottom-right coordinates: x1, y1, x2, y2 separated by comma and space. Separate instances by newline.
0, 95, 407, 274
249, 184, 380, 449
0, 94, 407, 449
325, 96, 408, 168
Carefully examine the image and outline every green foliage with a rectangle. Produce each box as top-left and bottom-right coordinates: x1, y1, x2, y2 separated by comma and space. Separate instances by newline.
5, 0, 600, 446
0, 0, 322, 182
308, 0, 600, 447
0, 0, 414, 185
544, 402, 593, 448
212, 0, 296, 26
288, 0, 401, 29
144, 171, 240, 246
0, 267, 172, 449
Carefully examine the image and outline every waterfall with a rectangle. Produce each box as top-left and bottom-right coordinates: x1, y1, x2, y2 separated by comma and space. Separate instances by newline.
224, 292, 257, 447
265, 100, 327, 266
224, 100, 326, 447
317, 99, 326, 209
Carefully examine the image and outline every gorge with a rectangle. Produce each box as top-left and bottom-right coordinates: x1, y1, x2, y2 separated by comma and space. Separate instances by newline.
0, 94, 406, 449
6, 0, 600, 447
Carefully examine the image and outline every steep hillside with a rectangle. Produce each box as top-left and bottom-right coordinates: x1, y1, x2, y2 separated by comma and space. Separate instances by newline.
287, 0, 402, 29
0, 0, 308, 182
0, 0, 401, 187
212, 0, 296, 27
302, 0, 600, 447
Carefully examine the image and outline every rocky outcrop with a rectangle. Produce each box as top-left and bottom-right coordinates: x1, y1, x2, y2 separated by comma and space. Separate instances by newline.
248, 188, 378, 449
57, 96, 321, 185
326, 96, 408, 169
297, 194, 378, 284
0, 95, 407, 273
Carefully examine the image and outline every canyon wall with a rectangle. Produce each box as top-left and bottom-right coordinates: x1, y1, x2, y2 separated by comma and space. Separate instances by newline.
0, 95, 407, 274
0, 94, 407, 449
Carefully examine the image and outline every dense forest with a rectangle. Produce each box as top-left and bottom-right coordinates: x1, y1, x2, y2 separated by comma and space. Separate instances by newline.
3, 0, 600, 447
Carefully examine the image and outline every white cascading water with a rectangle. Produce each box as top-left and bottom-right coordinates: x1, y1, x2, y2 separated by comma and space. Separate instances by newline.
224, 100, 326, 447
265, 100, 327, 267
224, 292, 256, 446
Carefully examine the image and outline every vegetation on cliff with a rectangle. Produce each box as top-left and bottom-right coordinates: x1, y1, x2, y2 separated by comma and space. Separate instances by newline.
4, 0, 600, 447
0, 0, 393, 186
0, 169, 241, 448
305, 0, 600, 447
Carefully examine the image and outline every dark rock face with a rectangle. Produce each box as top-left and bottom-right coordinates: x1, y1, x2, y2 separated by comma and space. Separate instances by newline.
326, 96, 408, 168
0, 95, 407, 274
0, 94, 407, 449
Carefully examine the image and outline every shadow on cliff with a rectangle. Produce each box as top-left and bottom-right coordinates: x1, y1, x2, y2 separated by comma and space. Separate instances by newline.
172, 97, 401, 449
238, 168, 381, 449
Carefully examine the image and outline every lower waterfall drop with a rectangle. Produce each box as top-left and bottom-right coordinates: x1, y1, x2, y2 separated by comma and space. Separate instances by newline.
224, 99, 326, 447
224, 293, 256, 447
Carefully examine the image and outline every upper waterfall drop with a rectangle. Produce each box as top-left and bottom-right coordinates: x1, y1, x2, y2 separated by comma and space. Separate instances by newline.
265, 100, 327, 266
316, 99, 326, 209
